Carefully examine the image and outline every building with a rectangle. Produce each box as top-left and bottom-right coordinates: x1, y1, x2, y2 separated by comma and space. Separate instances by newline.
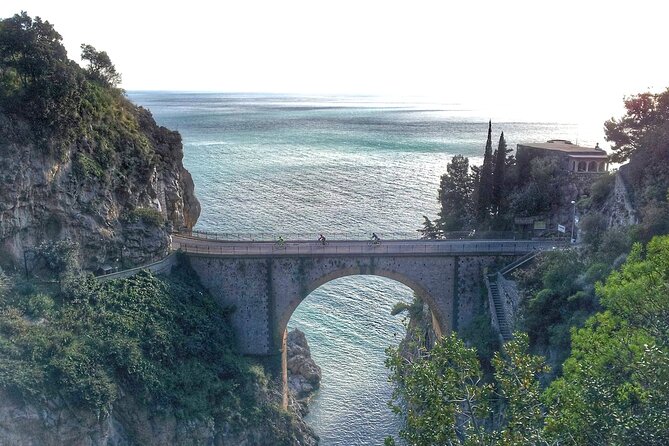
516, 139, 608, 174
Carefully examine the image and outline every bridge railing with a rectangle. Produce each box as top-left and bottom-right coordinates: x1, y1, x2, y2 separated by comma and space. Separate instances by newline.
172, 239, 567, 256
175, 229, 531, 242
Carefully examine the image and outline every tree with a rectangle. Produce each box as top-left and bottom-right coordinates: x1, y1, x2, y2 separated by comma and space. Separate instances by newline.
80, 43, 121, 87
544, 235, 669, 445
385, 332, 551, 446
418, 216, 439, 239
476, 120, 494, 221
604, 89, 669, 228
385, 332, 493, 446
0, 12, 84, 138
492, 131, 508, 215
437, 155, 473, 231
0, 12, 67, 87
604, 89, 669, 163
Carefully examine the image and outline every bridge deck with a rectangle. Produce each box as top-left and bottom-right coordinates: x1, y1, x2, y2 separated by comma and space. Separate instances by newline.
173, 235, 563, 257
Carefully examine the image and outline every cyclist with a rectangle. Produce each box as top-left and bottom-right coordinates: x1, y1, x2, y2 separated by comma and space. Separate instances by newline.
371, 233, 381, 244
318, 234, 327, 245
276, 236, 286, 247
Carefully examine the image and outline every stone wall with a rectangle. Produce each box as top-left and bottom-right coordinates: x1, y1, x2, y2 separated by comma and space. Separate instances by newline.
186, 252, 518, 357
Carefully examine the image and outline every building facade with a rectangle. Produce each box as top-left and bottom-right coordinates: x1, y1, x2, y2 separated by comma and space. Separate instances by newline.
516, 139, 608, 174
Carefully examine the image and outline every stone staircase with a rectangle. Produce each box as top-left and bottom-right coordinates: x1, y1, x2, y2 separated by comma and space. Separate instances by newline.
486, 251, 542, 343
486, 273, 513, 341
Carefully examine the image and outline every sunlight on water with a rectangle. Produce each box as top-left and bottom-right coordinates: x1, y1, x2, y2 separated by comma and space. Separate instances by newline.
129, 92, 603, 445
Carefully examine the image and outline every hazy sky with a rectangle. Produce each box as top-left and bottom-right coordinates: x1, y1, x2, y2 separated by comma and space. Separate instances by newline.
2, 0, 668, 122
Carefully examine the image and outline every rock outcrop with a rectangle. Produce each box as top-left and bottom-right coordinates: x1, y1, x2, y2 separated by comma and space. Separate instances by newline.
0, 103, 200, 272
0, 387, 317, 446
286, 329, 322, 417
602, 172, 638, 228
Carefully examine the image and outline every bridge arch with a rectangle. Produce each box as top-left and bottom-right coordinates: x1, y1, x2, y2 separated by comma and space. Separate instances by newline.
276, 267, 443, 347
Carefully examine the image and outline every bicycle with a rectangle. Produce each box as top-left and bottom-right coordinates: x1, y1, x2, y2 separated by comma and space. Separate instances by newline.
317, 235, 329, 247
368, 239, 381, 247
274, 237, 286, 249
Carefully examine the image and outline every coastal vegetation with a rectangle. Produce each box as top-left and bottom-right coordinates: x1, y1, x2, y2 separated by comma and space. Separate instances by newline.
386, 235, 669, 445
389, 88, 669, 445
0, 259, 303, 442
0, 12, 310, 444
0, 11, 200, 271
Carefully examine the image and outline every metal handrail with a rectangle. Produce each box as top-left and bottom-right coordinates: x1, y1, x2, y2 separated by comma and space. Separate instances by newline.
174, 229, 534, 242
171, 238, 566, 257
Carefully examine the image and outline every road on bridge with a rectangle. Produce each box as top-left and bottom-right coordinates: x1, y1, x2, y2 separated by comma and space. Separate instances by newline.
172, 234, 564, 256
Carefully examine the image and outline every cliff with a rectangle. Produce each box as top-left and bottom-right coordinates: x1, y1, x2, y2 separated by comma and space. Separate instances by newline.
0, 387, 314, 446
0, 12, 200, 271
0, 100, 200, 271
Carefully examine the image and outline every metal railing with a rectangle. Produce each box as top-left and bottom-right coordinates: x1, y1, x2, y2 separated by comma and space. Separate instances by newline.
175, 229, 535, 242
172, 238, 566, 257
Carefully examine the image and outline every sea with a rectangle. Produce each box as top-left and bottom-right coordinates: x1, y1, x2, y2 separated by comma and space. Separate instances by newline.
128, 92, 604, 445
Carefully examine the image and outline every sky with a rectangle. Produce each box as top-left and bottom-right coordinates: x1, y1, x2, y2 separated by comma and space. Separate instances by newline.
2, 0, 668, 123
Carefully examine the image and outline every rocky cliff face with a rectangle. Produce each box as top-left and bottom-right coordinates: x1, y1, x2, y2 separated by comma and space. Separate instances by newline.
0, 102, 200, 271
0, 387, 316, 446
286, 329, 322, 421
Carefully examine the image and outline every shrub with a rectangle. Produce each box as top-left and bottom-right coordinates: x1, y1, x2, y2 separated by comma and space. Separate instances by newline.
36, 240, 79, 276
125, 207, 165, 227
74, 153, 104, 179
24, 293, 55, 318
590, 173, 615, 206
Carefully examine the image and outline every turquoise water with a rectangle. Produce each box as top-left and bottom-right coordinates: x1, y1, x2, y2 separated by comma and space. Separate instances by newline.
129, 92, 602, 445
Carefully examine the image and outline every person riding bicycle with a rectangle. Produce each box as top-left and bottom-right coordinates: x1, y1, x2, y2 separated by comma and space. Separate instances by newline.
276, 236, 285, 247
371, 232, 381, 244
318, 234, 327, 245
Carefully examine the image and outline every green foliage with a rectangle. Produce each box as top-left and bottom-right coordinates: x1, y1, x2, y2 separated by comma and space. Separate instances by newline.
0, 266, 266, 422
386, 332, 492, 445
605, 89, 669, 163
509, 157, 566, 218
605, 88, 669, 237
0, 12, 85, 143
80, 43, 121, 87
491, 334, 550, 445
73, 153, 104, 179
0, 267, 8, 299
579, 212, 607, 248
418, 215, 439, 239
24, 293, 54, 318
592, 227, 633, 264
35, 240, 78, 276
589, 173, 615, 207
0, 12, 157, 181
125, 207, 165, 227
543, 235, 669, 445
388, 236, 669, 445
437, 154, 474, 231
544, 312, 669, 445
492, 131, 510, 215
514, 250, 600, 369
385, 332, 551, 445
460, 313, 500, 366
597, 237, 669, 343
390, 297, 424, 319
635, 201, 669, 243
477, 120, 495, 221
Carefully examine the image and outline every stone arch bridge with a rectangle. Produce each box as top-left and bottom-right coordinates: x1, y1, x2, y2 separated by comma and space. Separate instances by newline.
172, 234, 559, 371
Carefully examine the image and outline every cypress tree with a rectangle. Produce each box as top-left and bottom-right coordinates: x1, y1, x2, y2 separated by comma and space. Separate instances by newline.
492, 131, 508, 214
476, 120, 494, 221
